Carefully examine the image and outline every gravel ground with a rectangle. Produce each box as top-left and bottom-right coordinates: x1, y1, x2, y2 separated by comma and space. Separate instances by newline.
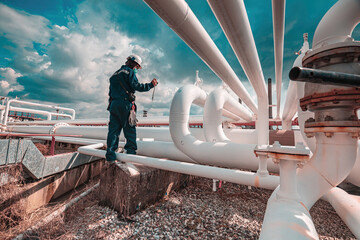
31, 177, 356, 240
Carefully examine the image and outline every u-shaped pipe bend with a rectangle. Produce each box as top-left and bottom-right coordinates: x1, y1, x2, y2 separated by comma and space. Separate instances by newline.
170, 85, 278, 172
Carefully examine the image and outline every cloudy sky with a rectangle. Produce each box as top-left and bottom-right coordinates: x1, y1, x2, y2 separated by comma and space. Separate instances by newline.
0, 0, 358, 119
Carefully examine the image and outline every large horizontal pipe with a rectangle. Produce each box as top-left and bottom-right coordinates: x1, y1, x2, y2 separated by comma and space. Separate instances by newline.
207, 0, 268, 103
143, 0, 257, 113
6, 125, 206, 142
27, 135, 197, 164
6, 115, 233, 126
79, 143, 279, 190
289, 66, 360, 87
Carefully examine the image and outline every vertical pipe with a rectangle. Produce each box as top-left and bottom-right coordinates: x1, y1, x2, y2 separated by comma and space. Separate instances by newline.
268, 78, 273, 119
282, 33, 309, 131
272, 0, 286, 119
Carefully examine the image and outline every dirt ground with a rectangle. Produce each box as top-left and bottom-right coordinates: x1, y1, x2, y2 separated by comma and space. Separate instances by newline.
3, 177, 356, 240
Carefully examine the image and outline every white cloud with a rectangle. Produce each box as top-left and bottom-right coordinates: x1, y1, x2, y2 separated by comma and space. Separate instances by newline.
0, 67, 24, 95
0, 2, 212, 118
0, 4, 50, 46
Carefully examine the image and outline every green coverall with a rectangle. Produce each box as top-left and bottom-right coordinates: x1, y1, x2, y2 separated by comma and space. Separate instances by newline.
106, 65, 154, 162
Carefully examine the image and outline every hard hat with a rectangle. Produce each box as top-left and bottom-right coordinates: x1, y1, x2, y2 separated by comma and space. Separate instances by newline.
127, 54, 142, 68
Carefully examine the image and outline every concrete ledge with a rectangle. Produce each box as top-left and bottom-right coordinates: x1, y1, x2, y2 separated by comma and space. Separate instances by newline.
100, 162, 189, 217
0, 160, 103, 214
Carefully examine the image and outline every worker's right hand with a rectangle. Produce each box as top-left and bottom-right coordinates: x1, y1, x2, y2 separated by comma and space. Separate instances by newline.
151, 78, 158, 86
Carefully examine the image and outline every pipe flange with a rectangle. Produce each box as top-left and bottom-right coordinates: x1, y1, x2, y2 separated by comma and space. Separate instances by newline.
300, 88, 360, 111
50, 122, 70, 134
303, 42, 360, 69
305, 120, 360, 128
304, 126, 360, 138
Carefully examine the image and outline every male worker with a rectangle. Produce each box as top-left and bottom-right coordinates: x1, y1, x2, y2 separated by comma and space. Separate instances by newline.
106, 54, 158, 163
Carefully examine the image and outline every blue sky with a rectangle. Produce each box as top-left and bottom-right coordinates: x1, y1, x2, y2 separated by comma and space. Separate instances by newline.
0, 0, 358, 118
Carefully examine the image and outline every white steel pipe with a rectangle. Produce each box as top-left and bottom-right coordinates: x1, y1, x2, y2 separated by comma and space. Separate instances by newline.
7, 125, 206, 142
322, 187, 360, 238
9, 107, 72, 120
143, 0, 257, 113
346, 141, 360, 187
204, 87, 252, 142
118, 141, 197, 163
170, 85, 277, 172
312, 0, 360, 49
3, 99, 75, 125
207, 0, 269, 145
271, 0, 286, 119
7, 118, 109, 126
25, 134, 197, 164
260, 133, 358, 239
224, 129, 258, 144
282, 34, 309, 130
78, 143, 279, 190
9, 107, 51, 121
6, 115, 214, 126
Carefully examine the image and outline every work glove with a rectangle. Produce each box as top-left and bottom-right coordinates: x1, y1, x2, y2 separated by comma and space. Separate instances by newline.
129, 109, 138, 127
151, 78, 158, 86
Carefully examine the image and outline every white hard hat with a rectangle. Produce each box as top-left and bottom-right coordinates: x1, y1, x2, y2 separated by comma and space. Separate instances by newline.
127, 54, 142, 68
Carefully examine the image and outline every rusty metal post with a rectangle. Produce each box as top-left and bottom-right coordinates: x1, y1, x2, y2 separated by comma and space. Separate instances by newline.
50, 136, 55, 156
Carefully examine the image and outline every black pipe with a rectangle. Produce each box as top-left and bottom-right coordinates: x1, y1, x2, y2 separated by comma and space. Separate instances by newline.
289, 67, 360, 87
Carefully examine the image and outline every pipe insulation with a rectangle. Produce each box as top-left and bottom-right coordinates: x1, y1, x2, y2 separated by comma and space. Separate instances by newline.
143, 0, 257, 113
170, 85, 278, 172
207, 0, 269, 144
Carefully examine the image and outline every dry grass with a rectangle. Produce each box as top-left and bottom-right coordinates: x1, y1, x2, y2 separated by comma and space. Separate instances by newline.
20, 181, 99, 240
0, 164, 27, 239
0, 162, 99, 240
34, 142, 50, 155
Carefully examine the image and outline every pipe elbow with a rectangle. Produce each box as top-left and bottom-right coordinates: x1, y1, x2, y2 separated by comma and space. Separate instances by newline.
312, 0, 360, 49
